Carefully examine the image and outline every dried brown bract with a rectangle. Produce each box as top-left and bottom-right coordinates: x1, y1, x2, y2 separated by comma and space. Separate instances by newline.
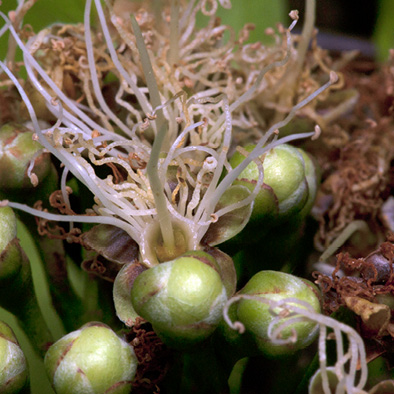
313, 56, 394, 250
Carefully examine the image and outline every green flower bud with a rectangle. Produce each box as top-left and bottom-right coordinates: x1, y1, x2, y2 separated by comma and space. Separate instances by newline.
0, 206, 17, 254
131, 251, 228, 348
0, 207, 27, 285
45, 322, 138, 394
236, 271, 321, 357
230, 144, 310, 222
0, 321, 29, 394
0, 123, 51, 190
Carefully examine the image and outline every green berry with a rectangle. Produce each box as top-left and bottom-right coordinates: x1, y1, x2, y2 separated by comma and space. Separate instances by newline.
230, 144, 310, 222
0, 123, 51, 190
44, 322, 138, 394
236, 270, 321, 357
0, 321, 29, 394
0, 206, 17, 255
131, 251, 228, 347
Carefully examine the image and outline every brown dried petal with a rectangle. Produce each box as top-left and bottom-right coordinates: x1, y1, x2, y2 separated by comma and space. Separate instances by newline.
81, 224, 139, 264
344, 296, 390, 336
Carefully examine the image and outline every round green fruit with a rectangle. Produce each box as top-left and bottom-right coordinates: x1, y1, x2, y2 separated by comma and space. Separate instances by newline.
0, 321, 29, 394
44, 322, 138, 394
230, 144, 312, 222
236, 270, 321, 357
131, 251, 228, 347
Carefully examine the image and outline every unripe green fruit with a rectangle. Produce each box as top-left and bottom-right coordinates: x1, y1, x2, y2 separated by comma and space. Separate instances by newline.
131, 251, 228, 347
237, 270, 321, 357
230, 144, 310, 222
0, 207, 27, 284
0, 321, 29, 393
0, 123, 51, 189
0, 206, 17, 253
44, 322, 138, 394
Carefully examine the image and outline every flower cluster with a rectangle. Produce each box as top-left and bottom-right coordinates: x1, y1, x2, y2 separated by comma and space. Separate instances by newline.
0, 0, 370, 393
0, 0, 336, 265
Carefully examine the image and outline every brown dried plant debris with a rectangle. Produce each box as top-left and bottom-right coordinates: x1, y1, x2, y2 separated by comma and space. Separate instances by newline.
125, 318, 172, 394
314, 233, 394, 316
33, 188, 96, 242
313, 55, 394, 250
313, 235, 394, 363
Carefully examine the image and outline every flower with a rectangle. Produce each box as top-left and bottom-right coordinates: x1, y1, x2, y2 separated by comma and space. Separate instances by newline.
0, 1, 370, 392
0, 0, 336, 267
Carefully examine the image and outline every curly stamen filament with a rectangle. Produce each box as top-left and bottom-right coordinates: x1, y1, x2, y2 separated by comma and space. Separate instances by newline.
223, 295, 368, 394
0, 60, 145, 242
205, 72, 337, 224
0, 13, 124, 143
84, 0, 133, 137
4, 201, 138, 241
93, 0, 151, 116
193, 94, 232, 224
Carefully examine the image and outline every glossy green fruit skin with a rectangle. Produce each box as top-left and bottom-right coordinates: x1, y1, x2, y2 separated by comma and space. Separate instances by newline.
0, 123, 50, 189
0, 321, 29, 394
230, 144, 317, 225
236, 270, 321, 357
131, 252, 228, 348
44, 322, 138, 394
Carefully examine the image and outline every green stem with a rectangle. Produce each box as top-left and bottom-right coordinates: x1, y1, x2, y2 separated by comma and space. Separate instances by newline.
81, 272, 100, 322
17, 296, 53, 359
273, 0, 316, 123
293, 0, 316, 81
176, 342, 231, 394
169, 0, 180, 67
146, 125, 176, 254
130, 14, 175, 254
130, 14, 165, 132
36, 236, 85, 331
2, 163, 85, 332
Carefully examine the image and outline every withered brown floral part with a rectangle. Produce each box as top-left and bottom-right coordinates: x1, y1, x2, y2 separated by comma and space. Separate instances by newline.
313, 54, 394, 250
125, 318, 172, 394
314, 235, 394, 370
314, 234, 394, 314
33, 200, 82, 242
